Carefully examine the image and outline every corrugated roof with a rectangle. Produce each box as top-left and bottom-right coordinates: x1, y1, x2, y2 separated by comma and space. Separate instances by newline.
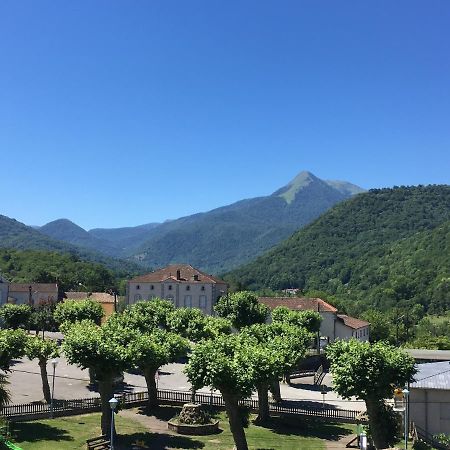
258, 297, 338, 313
411, 361, 450, 390
129, 264, 226, 284
336, 314, 370, 330
406, 349, 450, 361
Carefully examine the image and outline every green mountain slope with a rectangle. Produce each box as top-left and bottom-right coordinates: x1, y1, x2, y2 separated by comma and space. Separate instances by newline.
39, 219, 120, 256
0, 215, 142, 275
129, 171, 362, 273
225, 185, 450, 313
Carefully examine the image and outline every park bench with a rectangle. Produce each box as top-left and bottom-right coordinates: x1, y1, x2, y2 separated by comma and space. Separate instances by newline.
86, 435, 110, 450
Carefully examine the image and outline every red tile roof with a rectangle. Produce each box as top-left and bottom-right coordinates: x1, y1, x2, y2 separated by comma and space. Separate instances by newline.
129, 264, 226, 284
337, 314, 370, 330
64, 292, 115, 304
258, 297, 338, 313
9, 283, 58, 293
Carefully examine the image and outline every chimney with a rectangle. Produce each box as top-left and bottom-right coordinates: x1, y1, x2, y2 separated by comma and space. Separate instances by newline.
176, 270, 181, 280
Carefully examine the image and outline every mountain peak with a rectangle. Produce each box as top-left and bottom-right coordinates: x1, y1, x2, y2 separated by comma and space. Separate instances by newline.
272, 171, 321, 203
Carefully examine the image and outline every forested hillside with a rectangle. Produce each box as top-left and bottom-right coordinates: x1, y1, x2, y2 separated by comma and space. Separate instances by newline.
0, 215, 143, 274
0, 249, 126, 293
226, 185, 450, 314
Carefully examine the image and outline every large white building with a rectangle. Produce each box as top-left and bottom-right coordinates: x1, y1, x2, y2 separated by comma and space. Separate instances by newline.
127, 264, 228, 315
259, 297, 370, 343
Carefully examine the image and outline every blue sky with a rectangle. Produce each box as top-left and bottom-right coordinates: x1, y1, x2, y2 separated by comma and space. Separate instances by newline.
1, 1, 449, 229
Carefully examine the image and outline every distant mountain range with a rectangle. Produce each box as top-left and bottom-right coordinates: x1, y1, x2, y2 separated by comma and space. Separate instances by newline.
31, 171, 364, 273
224, 185, 450, 314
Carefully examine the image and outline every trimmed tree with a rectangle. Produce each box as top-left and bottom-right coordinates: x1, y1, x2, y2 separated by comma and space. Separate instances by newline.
240, 323, 312, 422
130, 329, 190, 409
25, 336, 59, 403
185, 334, 255, 450
54, 299, 104, 327
214, 291, 269, 330
327, 339, 416, 449
168, 308, 232, 342
271, 306, 322, 333
62, 320, 133, 437
0, 304, 32, 330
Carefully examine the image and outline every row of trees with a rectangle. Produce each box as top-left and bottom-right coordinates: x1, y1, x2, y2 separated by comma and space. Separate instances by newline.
0, 292, 417, 450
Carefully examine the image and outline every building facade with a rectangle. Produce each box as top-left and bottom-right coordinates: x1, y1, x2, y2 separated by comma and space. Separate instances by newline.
7, 283, 59, 305
127, 264, 228, 315
258, 297, 370, 342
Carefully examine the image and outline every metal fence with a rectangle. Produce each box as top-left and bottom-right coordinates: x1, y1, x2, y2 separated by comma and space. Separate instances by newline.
0, 388, 364, 424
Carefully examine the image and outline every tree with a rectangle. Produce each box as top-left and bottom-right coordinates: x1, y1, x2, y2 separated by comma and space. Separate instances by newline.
0, 329, 28, 406
167, 308, 232, 342
0, 304, 32, 330
0, 329, 28, 371
214, 291, 269, 330
54, 299, 103, 326
361, 310, 392, 342
185, 334, 255, 450
25, 336, 59, 403
327, 340, 416, 449
130, 329, 189, 409
62, 320, 133, 437
271, 306, 322, 333
240, 323, 312, 422
30, 299, 58, 338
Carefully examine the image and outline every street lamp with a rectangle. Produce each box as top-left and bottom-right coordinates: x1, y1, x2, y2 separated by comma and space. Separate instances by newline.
50, 359, 58, 418
403, 388, 410, 450
109, 397, 119, 449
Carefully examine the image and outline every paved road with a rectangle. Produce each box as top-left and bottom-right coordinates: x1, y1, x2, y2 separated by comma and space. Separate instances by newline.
8, 356, 364, 411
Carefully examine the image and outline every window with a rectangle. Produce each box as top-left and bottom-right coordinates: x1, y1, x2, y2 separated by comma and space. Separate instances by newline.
199, 295, 207, 310
134, 294, 142, 302
201, 286, 205, 291
186, 285, 190, 291
136, 285, 140, 290
184, 295, 192, 308
150, 285, 154, 290
168, 285, 172, 291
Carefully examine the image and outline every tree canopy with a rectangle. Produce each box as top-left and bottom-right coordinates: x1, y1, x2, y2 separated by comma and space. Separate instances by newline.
54, 299, 104, 326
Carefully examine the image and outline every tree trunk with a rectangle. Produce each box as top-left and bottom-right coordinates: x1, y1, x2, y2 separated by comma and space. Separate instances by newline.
98, 377, 114, 438
256, 382, 270, 423
143, 367, 158, 410
270, 379, 282, 403
39, 359, 51, 403
365, 398, 389, 449
222, 390, 248, 450
88, 368, 96, 387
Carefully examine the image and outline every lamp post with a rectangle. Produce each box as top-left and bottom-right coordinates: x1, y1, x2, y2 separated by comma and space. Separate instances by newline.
50, 359, 58, 418
403, 388, 410, 450
109, 397, 118, 449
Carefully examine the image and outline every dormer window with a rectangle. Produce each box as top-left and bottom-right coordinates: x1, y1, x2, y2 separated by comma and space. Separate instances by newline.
186, 286, 190, 291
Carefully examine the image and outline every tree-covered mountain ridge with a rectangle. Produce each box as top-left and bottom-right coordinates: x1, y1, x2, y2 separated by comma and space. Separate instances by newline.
35, 171, 365, 274
225, 185, 450, 314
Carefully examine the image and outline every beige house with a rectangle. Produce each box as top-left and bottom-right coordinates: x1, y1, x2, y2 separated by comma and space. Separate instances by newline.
258, 297, 370, 343
64, 292, 116, 323
127, 264, 228, 315
7, 283, 58, 305
409, 361, 450, 436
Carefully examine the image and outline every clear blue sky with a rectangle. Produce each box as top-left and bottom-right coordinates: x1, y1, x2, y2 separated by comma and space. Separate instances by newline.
1, 1, 449, 229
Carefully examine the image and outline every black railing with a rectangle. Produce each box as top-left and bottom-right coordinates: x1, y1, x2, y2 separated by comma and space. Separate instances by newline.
0, 388, 364, 424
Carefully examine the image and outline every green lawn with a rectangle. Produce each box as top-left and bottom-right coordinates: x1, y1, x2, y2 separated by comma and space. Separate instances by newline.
9, 407, 356, 450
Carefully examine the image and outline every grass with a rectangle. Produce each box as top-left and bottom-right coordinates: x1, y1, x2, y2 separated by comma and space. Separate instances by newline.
9, 407, 356, 450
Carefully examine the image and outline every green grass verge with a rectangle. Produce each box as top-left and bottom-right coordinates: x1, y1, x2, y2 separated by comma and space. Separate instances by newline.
10, 407, 356, 450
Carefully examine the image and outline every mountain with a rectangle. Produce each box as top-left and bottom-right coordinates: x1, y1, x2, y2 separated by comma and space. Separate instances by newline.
39, 219, 119, 256
224, 185, 450, 314
126, 171, 364, 273
0, 215, 142, 275
88, 223, 160, 252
